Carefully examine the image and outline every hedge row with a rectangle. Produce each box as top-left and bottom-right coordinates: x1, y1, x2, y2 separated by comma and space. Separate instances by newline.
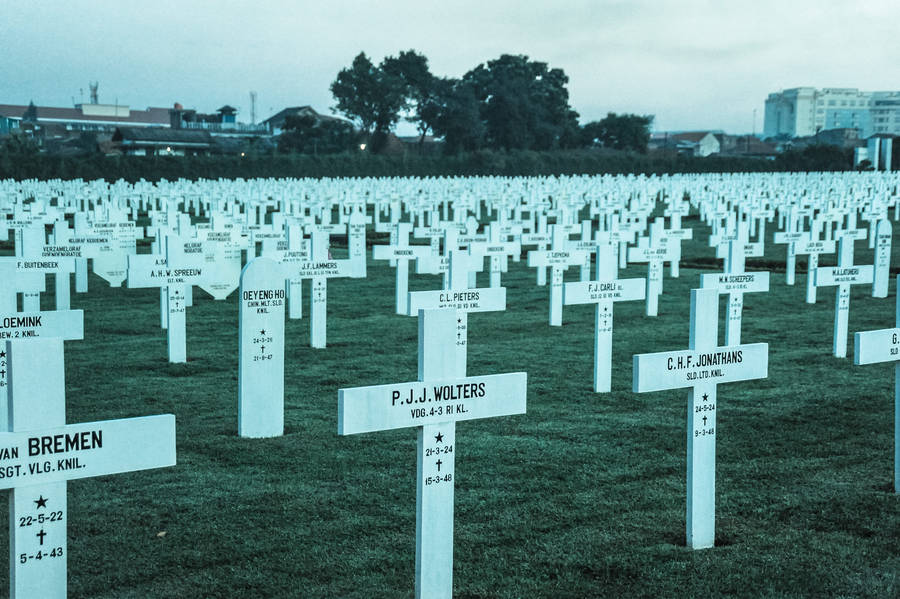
0, 148, 851, 182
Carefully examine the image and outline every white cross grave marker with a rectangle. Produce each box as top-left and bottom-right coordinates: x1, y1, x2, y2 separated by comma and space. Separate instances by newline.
815, 235, 875, 358
127, 236, 211, 362
627, 218, 677, 317
563, 244, 645, 392
794, 218, 836, 304
527, 225, 587, 326
373, 223, 432, 315
854, 275, 900, 492
338, 306, 526, 599
284, 230, 354, 348
1, 308, 175, 598
633, 288, 768, 549
702, 229, 770, 346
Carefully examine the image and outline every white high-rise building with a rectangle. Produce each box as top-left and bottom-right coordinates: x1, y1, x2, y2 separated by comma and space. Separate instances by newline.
764, 87, 900, 139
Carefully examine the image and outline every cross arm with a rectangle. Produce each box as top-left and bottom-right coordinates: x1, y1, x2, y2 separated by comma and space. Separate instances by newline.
633, 343, 768, 393
338, 372, 527, 435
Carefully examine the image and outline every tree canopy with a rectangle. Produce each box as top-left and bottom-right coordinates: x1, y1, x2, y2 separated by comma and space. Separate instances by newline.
330, 52, 407, 151
582, 113, 654, 153
327, 49, 655, 155
463, 54, 580, 151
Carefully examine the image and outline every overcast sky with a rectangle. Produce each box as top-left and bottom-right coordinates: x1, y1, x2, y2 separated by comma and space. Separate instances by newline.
3, 1, 898, 135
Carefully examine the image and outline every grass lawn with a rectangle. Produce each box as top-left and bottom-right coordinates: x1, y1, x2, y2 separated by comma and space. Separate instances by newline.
0, 210, 897, 598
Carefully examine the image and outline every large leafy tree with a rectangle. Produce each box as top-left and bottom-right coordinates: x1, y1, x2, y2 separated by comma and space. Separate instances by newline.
463, 54, 579, 151
330, 52, 406, 151
582, 113, 654, 152
431, 78, 485, 153
382, 50, 440, 145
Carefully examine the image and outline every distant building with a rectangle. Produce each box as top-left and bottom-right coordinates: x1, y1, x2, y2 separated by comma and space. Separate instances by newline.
262, 106, 351, 136
855, 136, 894, 171
170, 104, 267, 136
715, 134, 777, 157
112, 126, 213, 156
0, 102, 171, 135
764, 87, 900, 138
667, 132, 721, 157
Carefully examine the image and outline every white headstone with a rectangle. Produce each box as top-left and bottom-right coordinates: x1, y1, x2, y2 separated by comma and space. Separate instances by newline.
238, 258, 286, 438
873, 220, 892, 298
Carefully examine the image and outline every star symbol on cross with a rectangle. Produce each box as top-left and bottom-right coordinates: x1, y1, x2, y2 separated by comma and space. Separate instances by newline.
457, 318, 461, 324
434, 432, 444, 442
0, 351, 6, 358
702, 393, 709, 401
260, 329, 266, 335
34, 496, 48, 509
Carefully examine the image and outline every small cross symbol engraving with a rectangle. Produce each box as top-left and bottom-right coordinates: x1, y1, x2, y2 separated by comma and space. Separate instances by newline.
36, 529, 46, 546
436, 460, 443, 472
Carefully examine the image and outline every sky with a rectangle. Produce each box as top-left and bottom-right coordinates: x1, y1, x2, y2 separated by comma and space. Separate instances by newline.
2, 0, 898, 136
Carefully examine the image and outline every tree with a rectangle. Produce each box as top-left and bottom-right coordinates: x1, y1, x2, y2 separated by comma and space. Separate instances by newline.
582, 113, 654, 152
463, 54, 579, 151
277, 114, 358, 155
382, 50, 439, 145
330, 52, 406, 152
432, 78, 485, 153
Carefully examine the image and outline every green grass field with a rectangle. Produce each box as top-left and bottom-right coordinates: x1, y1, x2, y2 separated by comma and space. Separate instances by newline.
1, 213, 898, 598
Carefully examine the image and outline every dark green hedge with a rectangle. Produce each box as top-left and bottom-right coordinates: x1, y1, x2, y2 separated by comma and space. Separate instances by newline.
0, 147, 851, 182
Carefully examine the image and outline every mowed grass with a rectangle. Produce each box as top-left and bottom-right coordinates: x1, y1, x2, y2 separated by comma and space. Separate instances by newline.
1, 212, 899, 598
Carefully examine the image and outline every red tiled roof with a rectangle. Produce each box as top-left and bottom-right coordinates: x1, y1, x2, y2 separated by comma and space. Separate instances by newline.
0, 104, 171, 126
